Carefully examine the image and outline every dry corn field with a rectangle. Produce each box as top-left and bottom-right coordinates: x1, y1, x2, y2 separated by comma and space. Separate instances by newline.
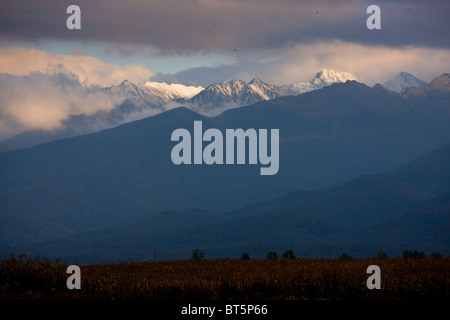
1, 255, 449, 300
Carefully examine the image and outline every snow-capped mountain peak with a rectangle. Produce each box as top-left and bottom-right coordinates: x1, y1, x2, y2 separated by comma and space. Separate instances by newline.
248, 78, 281, 100
179, 79, 260, 114
104, 80, 203, 108
383, 72, 427, 93
248, 77, 265, 85
289, 69, 357, 93
142, 81, 203, 100
311, 69, 357, 85
178, 69, 358, 116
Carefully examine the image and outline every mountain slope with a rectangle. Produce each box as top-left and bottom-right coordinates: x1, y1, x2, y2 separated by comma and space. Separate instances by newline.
404, 73, 450, 97
0, 81, 204, 153
178, 69, 357, 115
383, 72, 427, 93
1, 77, 450, 248
6, 142, 450, 263
0, 69, 352, 153
225, 140, 450, 228
290, 69, 357, 93
177, 79, 266, 114
360, 193, 450, 255
104, 80, 203, 107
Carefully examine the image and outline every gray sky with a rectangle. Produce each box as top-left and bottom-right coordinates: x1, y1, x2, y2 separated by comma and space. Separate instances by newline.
1, 0, 449, 51
1, 0, 449, 84
0, 0, 449, 139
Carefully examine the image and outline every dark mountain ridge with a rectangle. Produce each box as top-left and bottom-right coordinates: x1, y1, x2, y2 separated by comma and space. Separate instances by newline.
1, 76, 450, 248
3, 141, 449, 263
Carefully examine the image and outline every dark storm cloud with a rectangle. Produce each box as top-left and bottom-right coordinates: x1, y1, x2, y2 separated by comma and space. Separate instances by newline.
1, 0, 449, 54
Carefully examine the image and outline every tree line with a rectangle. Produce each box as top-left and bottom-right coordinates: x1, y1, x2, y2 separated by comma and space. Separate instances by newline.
190, 248, 444, 260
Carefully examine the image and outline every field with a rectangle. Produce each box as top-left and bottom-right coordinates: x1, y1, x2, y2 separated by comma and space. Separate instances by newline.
1, 255, 448, 300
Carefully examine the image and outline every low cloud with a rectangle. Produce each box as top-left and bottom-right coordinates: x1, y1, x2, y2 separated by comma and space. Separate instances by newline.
0, 72, 123, 141
0, 48, 154, 141
0, 47, 152, 86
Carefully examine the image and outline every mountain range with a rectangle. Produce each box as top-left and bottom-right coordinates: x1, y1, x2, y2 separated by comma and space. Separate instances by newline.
3, 131, 450, 263
0, 69, 356, 153
174, 69, 357, 115
1, 73, 449, 261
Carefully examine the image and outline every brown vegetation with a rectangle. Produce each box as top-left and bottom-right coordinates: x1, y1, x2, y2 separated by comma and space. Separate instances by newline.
1, 255, 448, 300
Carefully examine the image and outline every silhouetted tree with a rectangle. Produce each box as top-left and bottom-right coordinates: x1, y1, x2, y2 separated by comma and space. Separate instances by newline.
431, 252, 442, 259
266, 251, 278, 259
191, 249, 205, 260
339, 253, 352, 260
282, 250, 295, 259
241, 252, 250, 260
376, 250, 388, 259
402, 249, 426, 259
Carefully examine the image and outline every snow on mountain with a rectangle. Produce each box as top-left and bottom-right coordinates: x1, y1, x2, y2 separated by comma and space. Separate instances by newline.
290, 69, 357, 93
92, 69, 356, 120
313, 69, 357, 84
248, 78, 291, 100
175, 79, 276, 115
58, 81, 203, 137
142, 81, 204, 101
104, 80, 203, 109
0, 70, 358, 151
178, 69, 357, 116
383, 72, 427, 93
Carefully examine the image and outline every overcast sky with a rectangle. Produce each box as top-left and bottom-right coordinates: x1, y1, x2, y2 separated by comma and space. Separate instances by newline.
0, 0, 449, 139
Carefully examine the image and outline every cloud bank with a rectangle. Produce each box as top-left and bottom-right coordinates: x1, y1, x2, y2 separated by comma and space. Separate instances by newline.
153, 41, 450, 87
1, 0, 449, 55
0, 48, 153, 140
0, 47, 152, 86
